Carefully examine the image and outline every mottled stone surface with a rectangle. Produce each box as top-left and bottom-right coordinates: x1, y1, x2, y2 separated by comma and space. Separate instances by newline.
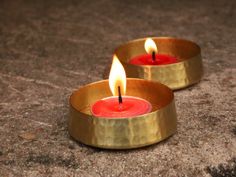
0, 0, 235, 176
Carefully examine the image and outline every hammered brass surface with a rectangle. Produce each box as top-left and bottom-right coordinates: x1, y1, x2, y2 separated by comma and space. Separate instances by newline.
114, 37, 203, 90
69, 79, 177, 149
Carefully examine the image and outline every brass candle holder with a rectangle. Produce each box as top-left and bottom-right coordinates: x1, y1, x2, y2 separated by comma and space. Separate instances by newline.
114, 37, 203, 90
69, 78, 177, 149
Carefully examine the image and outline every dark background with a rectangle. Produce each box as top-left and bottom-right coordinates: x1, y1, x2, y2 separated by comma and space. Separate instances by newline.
0, 0, 235, 176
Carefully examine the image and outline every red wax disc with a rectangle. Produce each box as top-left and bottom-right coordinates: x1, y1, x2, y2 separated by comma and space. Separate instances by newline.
91, 96, 152, 118
129, 54, 177, 65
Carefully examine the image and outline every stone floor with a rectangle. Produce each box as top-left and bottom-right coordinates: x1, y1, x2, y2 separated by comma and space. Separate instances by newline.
0, 0, 235, 176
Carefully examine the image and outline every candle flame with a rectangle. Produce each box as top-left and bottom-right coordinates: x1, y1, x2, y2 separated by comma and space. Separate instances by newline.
144, 38, 158, 54
109, 55, 126, 96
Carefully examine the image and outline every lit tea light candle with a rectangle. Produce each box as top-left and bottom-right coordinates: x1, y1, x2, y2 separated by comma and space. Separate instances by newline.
129, 38, 177, 65
91, 55, 152, 118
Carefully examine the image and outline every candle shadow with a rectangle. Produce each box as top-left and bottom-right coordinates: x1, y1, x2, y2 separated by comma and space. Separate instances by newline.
174, 81, 201, 92
69, 135, 174, 153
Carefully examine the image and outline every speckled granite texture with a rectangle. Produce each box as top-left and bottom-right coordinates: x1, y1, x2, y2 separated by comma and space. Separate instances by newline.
0, 0, 235, 176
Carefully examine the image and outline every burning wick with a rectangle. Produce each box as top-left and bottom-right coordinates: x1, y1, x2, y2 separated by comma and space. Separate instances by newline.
144, 38, 158, 63
118, 86, 123, 104
152, 51, 156, 61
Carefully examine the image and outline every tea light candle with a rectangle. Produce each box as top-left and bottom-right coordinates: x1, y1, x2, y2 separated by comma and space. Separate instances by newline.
129, 38, 177, 65
91, 55, 152, 118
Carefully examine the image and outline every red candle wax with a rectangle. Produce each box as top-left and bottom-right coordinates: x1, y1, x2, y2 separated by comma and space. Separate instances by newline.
91, 96, 152, 118
129, 54, 177, 65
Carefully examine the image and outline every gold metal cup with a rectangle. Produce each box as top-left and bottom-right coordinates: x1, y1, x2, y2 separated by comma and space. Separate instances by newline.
114, 37, 203, 90
69, 78, 177, 149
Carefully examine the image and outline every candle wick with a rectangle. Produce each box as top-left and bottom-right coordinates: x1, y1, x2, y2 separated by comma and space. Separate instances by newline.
152, 51, 156, 62
118, 86, 123, 104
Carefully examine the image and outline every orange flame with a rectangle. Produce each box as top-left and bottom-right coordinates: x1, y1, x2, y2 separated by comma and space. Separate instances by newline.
109, 55, 126, 96
144, 38, 158, 54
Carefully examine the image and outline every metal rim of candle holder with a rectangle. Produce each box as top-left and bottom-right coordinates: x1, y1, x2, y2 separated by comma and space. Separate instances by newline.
69, 79, 177, 149
114, 37, 203, 90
